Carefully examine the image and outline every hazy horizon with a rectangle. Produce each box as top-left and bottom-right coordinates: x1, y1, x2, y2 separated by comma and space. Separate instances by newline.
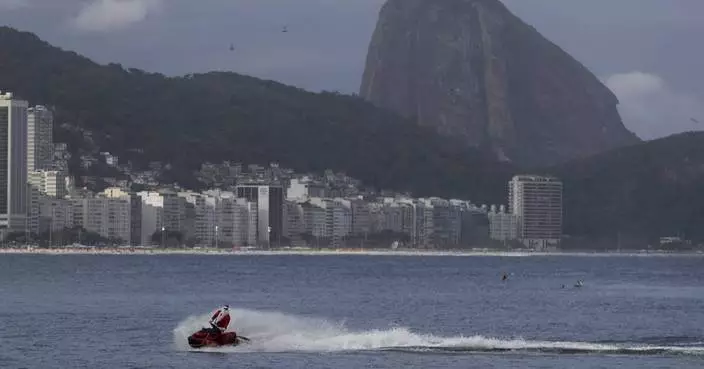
1, 0, 702, 140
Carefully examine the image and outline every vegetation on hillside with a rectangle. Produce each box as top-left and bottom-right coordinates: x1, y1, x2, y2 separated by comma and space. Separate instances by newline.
552, 132, 704, 244
0, 26, 512, 203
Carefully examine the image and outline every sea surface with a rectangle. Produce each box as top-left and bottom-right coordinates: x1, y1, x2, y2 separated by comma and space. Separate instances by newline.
1, 253, 704, 369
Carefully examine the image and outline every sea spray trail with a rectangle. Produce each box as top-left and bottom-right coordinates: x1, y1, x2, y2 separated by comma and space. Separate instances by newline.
173, 309, 704, 356
173, 308, 426, 352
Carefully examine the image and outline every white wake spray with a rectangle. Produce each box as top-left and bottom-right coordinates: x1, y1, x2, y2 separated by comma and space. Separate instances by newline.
173, 308, 704, 355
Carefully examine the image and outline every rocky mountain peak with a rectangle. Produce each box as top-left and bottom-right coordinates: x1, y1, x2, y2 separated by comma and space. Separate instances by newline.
360, 0, 639, 165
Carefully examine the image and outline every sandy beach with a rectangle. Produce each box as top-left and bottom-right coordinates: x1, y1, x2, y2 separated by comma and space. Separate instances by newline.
0, 246, 700, 257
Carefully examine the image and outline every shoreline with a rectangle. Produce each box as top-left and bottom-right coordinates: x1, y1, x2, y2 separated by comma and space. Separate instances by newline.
0, 247, 701, 257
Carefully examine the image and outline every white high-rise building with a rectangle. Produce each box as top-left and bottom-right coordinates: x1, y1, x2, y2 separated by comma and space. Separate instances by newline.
29, 170, 67, 198
38, 198, 74, 232
215, 191, 236, 246
0, 92, 28, 234
488, 205, 518, 242
331, 200, 352, 248
138, 191, 165, 245
349, 199, 371, 236
407, 200, 434, 249
178, 190, 258, 248
307, 198, 352, 248
425, 198, 462, 247
104, 188, 141, 246
162, 191, 187, 234
72, 196, 131, 244
179, 191, 217, 247
236, 185, 284, 247
284, 200, 304, 240
27, 105, 53, 173
212, 192, 257, 247
137, 191, 188, 245
27, 185, 40, 234
302, 201, 327, 241
509, 175, 563, 249
233, 198, 257, 247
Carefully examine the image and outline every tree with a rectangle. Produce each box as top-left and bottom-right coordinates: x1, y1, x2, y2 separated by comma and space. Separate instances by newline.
151, 230, 184, 247
299, 232, 315, 246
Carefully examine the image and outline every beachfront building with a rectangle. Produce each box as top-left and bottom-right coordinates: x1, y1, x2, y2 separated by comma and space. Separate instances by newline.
137, 190, 188, 246
488, 205, 518, 242
196, 190, 258, 247
300, 200, 326, 245
162, 191, 187, 236
509, 175, 563, 249
73, 196, 131, 244
283, 200, 306, 246
349, 199, 371, 237
236, 184, 284, 248
27, 185, 40, 235
393, 199, 434, 249
138, 191, 165, 245
0, 92, 28, 236
38, 198, 73, 233
425, 198, 462, 248
104, 188, 141, 246
179, 191, 217, 247
232, 197, 257, 247
305, 197, 352, 248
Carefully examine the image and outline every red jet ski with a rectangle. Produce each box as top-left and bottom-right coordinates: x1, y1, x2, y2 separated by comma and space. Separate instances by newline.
187, 328, 250, 348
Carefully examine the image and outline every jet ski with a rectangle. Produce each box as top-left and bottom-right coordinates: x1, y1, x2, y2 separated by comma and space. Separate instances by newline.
187, 328, 250, 348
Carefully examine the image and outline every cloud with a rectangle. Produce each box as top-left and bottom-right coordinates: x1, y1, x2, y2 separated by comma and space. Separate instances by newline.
0, 0, 29, 9
606, 71, 704, 140
72, 0, 162, 32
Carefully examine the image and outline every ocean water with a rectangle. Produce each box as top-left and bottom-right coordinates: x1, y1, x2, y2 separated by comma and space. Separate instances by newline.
1, 254, 703, 368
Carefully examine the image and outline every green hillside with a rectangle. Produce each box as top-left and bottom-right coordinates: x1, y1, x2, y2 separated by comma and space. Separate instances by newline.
0, 26, 512, 202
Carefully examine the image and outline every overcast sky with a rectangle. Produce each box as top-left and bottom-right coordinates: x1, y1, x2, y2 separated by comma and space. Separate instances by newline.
1, 0, 702, 140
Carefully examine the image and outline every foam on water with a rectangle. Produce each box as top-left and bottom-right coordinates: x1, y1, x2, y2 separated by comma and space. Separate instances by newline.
173, 308, 704, 356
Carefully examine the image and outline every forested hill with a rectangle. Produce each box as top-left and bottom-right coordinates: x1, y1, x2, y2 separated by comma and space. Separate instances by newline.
554, 132, 704, 244
0, 26, 512, 202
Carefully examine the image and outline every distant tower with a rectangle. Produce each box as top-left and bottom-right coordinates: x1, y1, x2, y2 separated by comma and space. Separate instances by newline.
27, 105, 53, 172
509, 175, 562, 249
0, 92, 29, 234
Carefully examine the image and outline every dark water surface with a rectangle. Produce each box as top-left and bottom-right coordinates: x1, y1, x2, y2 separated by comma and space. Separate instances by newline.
1, 254, 703, 368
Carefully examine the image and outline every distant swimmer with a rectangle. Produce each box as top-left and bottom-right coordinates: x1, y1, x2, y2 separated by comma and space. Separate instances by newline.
574, 280, 584, 288
502, 273, 508, 281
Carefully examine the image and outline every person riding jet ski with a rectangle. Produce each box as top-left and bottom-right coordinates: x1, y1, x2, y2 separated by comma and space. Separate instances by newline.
188, 305, 249, 348
206, 305, 231, 335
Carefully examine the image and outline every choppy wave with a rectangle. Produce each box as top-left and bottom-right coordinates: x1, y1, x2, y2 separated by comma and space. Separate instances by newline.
173, 308, 704, 356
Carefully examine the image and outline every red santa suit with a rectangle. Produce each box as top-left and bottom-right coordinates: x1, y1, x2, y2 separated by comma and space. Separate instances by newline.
210, 306, 231, 333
